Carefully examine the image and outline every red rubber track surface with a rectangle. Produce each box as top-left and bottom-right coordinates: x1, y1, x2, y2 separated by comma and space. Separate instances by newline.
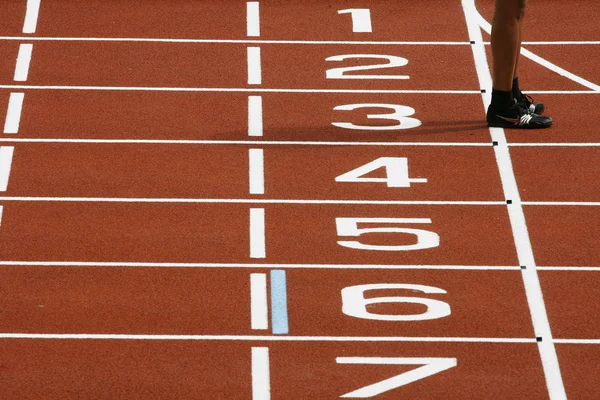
0, 0, 599, 399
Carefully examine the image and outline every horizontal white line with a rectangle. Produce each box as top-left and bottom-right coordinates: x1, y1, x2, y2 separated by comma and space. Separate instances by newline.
523, 202, 600, 206
0, 36, 472, 45
0, 196, 597, 207
0, 36, 598, 46
0, 197, 506, 205
554, 339, 600, 344
510, 143, 600, 147
0, 138, 491, 146
0, 85, 480, 94
0, 261, 520, 270
0, 333, 537, 343
537, 267, 600, 271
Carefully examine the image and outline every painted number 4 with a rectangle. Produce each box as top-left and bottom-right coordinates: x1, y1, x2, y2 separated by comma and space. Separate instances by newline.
336, 157, 426, 188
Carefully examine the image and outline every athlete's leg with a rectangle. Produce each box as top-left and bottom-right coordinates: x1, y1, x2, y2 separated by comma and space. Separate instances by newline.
511, 0, 527, 86
491, 0, 526, 93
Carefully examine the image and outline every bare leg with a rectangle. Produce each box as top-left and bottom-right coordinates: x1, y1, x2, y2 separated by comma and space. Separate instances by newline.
512, 3, 526, 83
491, 0, 527, 91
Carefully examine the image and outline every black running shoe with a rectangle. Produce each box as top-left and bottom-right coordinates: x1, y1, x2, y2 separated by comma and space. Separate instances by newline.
486, 102, 552, 129
516, 93, 545, 115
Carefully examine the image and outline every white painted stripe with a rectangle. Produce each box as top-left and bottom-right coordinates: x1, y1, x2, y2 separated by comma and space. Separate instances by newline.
13, 44, 33, 81
247, 47, 262, 85
0, 261, 519, 270
554, 339, 600, 344
247, 2, 260, 37
338, 9, 372, 33
3, 93, 25, 134
0, 36, 472, 45
0, 85, 480, 94
0, 333, 537, 343
462, 1, 567, 399
1, 36, 600, 46
252, 347, 270, 400
250, 274, 269, 330
0, 206, 3, 226
537, 266, 600, 271
22, 0, 41, 34
524, 202, 600, 206
248, 96, 263, 137
249, 149, 265, 195
250, 208, 266, 258
511, 143, 600, 147
0, 196, 505, 205
475, 10, 600, 92
0, 147, 15, 191
0, 138, 489, 147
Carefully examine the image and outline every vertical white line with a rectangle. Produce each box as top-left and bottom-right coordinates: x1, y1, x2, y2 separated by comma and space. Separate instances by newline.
247, 47, 262, 85
461, 1, 567, 399
248, 96, 263, 137
247, 2, 260, 37
14, 44, 33, 82
250, 208, 266, 258
23, 0, 42, 34
250, 273, 269, 330
4, 93, 25, 134
0, 147, 15, 191
0, 206, 3, 226
249, 149, 265, 195
251, 347, 271, 400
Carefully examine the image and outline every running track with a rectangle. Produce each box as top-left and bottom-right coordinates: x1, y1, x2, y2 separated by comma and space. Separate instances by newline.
0, 0, 599, 399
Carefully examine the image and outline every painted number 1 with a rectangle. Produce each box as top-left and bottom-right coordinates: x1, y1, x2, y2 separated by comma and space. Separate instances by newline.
338, 9, 372, 33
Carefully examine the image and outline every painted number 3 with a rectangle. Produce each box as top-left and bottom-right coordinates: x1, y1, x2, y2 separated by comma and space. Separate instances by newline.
333, 104, 422, 130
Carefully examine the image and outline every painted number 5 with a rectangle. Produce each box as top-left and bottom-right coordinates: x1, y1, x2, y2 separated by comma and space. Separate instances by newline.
332, 104, 421, 130
336, 217, 440, 251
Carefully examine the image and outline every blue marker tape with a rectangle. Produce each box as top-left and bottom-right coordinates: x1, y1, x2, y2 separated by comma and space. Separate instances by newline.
270, 270, 289, 335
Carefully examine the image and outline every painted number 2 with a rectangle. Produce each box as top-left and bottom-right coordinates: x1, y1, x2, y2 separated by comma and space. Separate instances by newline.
326, 54, 409, 80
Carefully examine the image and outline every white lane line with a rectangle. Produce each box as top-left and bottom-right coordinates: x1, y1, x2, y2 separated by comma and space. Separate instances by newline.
13, 44, 33, 81
0, 206, 3, 226
247, 2, 260, 37
22, 0, 41, 34
0, 147, 15, 191
554, 339, 600, 344
3, 93, 25, 134
538, 267, 600, 271
0, 261, 519, 270
524, 202, 600, 206
0, 138, 490, 147
0, 36, 472, 45
248, 96, 263, 137
1, 36, 599, 46
475, 9, 600, 92
247, 47, 262, 85
0, 196, 506, 205
249, 149, 265, 195
252, 347, 270, 400
462, 1, 567, 399
0, 333, 537, 343
511, 143, 600, 147
250, 274, 269, 330
250, 208, 266, 258
338, 9, 372, 33
0, 85, 480, 94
